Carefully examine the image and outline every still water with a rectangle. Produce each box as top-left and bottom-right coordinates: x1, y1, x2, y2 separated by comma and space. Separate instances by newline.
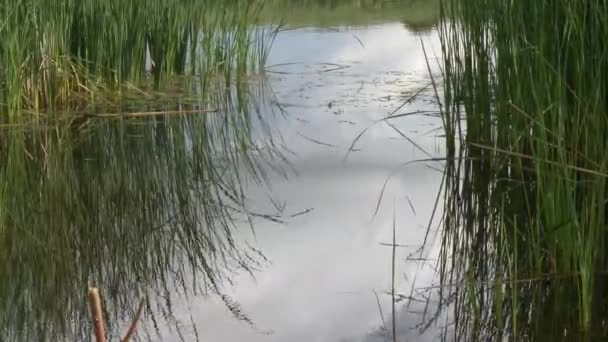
2, 2, 447, 342
153, 20, 445, 342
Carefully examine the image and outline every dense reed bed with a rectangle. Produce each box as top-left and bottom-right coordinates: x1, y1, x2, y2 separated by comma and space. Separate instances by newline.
0, 0, 273, 114
436, 0, 608, 340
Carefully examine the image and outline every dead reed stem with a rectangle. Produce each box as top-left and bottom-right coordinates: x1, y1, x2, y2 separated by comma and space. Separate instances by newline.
88, 287, 106, 342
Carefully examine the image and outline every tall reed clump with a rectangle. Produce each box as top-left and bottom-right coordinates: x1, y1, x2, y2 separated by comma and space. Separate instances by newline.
437, 0, 608, 340
0, 0, 272, 115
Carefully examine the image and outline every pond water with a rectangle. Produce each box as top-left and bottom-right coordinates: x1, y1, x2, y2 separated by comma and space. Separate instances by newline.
1, 2, 448, 342
150, 15, 445, 342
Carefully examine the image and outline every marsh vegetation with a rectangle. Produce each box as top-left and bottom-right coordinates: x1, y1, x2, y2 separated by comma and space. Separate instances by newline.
12, 0, 583, 340
0, 0, 273, 115
435, 0, 608, 340
0, 0, 286, 340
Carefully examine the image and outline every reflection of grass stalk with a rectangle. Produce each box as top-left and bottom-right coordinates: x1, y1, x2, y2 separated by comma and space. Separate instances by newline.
0, 75, 282, 341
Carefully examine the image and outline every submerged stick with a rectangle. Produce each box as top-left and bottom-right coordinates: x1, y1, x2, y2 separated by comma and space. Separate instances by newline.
121, 300, 145, 342
88, 287, 106, 342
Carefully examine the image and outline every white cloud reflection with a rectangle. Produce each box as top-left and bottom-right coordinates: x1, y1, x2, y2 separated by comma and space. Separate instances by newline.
150, 23, 446, 342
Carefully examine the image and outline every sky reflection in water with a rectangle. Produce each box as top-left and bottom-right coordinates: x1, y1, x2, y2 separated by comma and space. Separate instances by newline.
152, 23, 446, 342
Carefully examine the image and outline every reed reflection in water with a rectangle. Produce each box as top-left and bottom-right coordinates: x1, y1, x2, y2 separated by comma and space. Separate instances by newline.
0, 78, 287, 341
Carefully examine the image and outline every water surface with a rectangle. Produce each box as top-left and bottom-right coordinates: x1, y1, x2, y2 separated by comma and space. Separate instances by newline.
160, 16, 446, 342
1, 1, 447, 341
